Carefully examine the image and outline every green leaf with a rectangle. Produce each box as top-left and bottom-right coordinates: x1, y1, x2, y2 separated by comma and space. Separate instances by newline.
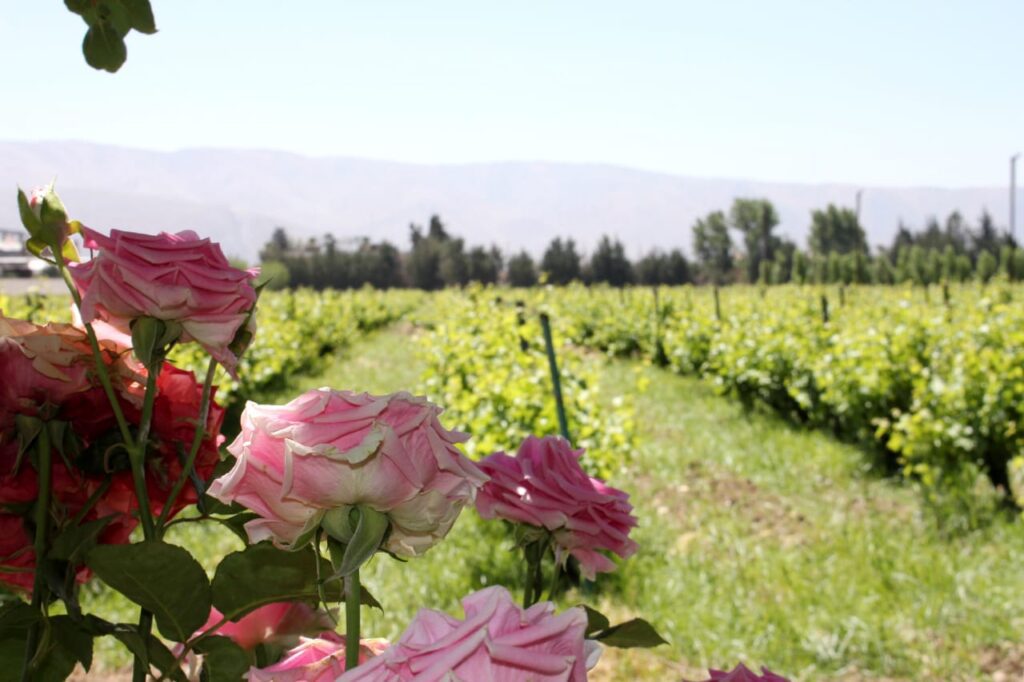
211, 543, 334, 620
0, 602, 38, 638
111, 629, 188, 681
0, 602, 38, 679
34, 616, 93, 681
215, 512, 260, 543
14, 414, 43, 473
329, 506, 389, 579
582, 605, 610, 637
211, 543, 378, 620
122, 0, 157, 33
83, 20, 127, 73
592, 618, 668, 648
24, 238, 48, 259
16, 188, 42, 237
64, 0, 93, 17
195, 636, 251, 682
49, 516, 114, 563
0, 637, 26, 682
199, 495, 246, 516
86, 541, 212, 642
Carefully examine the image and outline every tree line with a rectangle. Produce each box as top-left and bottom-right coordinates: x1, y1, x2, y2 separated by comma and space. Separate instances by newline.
257, 199, 1020, 290
257, 216, 681, 290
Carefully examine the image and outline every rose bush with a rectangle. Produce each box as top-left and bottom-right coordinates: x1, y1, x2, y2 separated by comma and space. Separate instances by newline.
4, 187, 674, 681
476, 435, 638, 579
340, 586, 597, 682
69, 226, 258, 374
208, 388, 488, 556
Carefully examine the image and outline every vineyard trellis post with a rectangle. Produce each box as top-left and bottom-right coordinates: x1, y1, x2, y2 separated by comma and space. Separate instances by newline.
821, 294, 830, 324
539, 312, 571, 442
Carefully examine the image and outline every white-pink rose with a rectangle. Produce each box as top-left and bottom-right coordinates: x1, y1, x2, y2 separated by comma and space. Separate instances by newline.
339, 586, 598, 682
207, 389, 488, 555
69, 226, 258, 374
475, 435, 638, 579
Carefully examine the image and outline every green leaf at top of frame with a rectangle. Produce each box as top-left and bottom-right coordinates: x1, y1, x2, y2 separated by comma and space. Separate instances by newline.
86, 541, 211, 642
122, 0, 157, 33
83, 20, 127, 73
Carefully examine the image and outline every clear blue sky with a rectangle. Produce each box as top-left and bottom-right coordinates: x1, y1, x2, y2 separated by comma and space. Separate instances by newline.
2, 1, 1021, 187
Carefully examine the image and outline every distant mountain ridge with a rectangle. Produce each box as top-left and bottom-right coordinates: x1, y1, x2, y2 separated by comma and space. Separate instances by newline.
0, 140, 1013, 262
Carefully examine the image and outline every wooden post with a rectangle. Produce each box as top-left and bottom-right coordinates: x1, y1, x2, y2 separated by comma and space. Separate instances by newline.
713, 285, 722, 321
821, 294, 830, 324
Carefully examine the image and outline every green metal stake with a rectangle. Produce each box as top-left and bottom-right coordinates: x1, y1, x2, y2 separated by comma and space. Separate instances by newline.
539, 312, 570, 442
540, 311, 590, 596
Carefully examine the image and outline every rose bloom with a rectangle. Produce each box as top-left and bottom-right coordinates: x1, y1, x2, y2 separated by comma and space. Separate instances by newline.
475, 435, 638, 579
0, 314, 133, 420
248, 633, 390, 682
208, 389, 487, 555
339, 586, 598, 682
703, 664, 791, 682
69, 226, 258, 374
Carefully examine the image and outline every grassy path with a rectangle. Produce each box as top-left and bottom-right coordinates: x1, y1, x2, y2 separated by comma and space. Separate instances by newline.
85, 322, 1024, 679
595, 361, 1024, 681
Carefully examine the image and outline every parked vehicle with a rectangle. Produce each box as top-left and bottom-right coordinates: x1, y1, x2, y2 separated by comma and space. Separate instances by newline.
0, 229, 50, 277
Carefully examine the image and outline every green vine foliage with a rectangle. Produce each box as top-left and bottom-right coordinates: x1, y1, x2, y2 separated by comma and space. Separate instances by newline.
542, 282, 1024, 528
416, 287, 637, 478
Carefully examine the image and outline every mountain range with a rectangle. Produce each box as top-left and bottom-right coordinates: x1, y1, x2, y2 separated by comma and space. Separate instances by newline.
0, 140, 1014, 262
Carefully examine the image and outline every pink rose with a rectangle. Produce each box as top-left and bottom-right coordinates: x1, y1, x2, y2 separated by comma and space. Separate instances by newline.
475, 435, 638, 579
248, 633, 390, 682
190, 602, 333, 650
339, 586, 597, 682
69, 227, 258, 374
0, 314, 108, 415
703, 664, 791, 681
207, 389, 488, 555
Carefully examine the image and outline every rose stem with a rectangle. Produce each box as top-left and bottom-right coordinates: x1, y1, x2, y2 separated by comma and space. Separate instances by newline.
156, 358, 217, 533
21, 427, 52, 682
345, 569, 362, 670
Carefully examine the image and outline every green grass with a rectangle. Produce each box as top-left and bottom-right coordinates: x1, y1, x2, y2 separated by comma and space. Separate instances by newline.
86, 322, 1024, 680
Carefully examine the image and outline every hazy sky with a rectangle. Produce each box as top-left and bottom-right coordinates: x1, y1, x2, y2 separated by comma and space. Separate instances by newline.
3, 1, 1021, 187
